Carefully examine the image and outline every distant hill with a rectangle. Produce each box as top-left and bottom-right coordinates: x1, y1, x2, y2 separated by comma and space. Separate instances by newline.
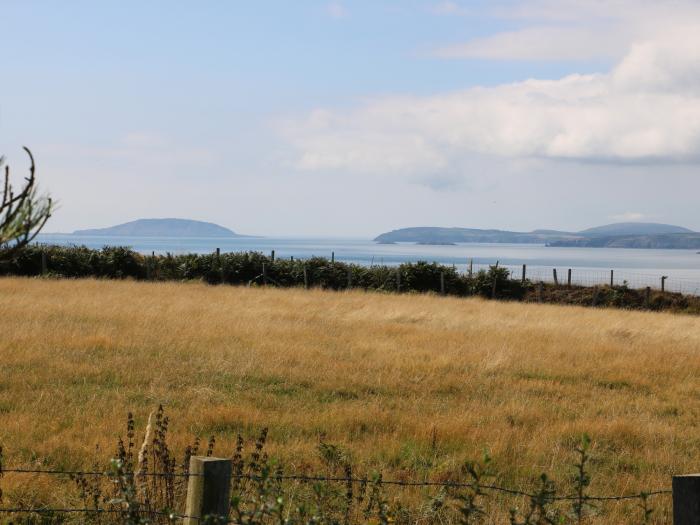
579, 222, 693, 236
74, 218, 241, 237
374, 223, 699, 249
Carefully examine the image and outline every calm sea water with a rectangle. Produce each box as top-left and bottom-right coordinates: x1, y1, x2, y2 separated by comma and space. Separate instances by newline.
36, 234, 700, 294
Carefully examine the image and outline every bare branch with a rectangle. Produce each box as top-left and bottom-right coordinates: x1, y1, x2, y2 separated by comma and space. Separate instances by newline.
0, 148, 52, 261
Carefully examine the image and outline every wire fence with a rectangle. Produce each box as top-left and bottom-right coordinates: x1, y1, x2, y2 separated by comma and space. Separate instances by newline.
468, 262, 700, 296
0, 466, 672, 501
267, 251, 700, 297
0, 465, 673, 521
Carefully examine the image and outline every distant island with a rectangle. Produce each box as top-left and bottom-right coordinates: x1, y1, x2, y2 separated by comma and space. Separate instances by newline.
375, 222, 700, 249
547, 233, 700, 249
73, 218, 243, 238
375, 227, 577, 245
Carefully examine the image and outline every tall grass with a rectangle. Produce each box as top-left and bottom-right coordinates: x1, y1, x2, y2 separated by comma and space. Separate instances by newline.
1, 277, 699, 522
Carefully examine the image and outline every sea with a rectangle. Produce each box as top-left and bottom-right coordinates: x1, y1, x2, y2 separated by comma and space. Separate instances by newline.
36, 234, 700, 295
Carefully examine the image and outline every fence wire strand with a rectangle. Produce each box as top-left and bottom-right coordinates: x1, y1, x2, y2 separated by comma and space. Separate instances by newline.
0, 466, 671, 503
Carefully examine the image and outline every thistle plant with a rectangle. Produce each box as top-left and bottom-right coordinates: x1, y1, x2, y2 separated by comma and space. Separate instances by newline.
452, 452, 492, 525
509, 474, 560, 525
571, 434, 593, 524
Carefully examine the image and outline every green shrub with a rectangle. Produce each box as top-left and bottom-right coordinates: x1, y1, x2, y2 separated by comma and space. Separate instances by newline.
470, 266, 528, 300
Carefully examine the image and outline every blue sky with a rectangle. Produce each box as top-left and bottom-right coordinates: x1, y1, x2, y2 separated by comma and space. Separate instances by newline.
1, 1, 699, 236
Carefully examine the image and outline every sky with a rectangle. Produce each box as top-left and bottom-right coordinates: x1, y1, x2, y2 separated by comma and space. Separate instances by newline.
1, 0, 699, 237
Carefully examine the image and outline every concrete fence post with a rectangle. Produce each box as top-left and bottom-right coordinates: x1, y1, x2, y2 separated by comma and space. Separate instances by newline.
184, 456, 232, 525
673, 474, 700, 525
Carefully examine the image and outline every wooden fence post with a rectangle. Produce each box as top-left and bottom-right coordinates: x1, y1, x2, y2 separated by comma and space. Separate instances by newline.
537, 281, 544, 303
331, 251, 335, 264
41, 250, 48, 275
521, 264, 526, 284
553, 268, 559, 286
567, 269, 572, 288
610, 270, 614, 287
262, 263, 267, 285
303, 265, 309, 289
440, 272, 445, 295
184, 456, 232, 525
491, 273, 497, 299
216, 249, 225, 284
673, 474, 700, 525
152, 252, 159, 280
271, 250, 275, 262
396, 269, 401, 292
468, 259, 473, 278
662, 275, 668, 293
645, 286, 651, 306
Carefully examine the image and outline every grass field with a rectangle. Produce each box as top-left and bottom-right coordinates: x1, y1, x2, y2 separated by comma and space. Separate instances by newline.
1, 277, 700, 521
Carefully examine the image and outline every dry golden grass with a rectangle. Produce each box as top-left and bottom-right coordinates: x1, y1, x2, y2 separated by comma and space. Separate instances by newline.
1, 276, 700, 521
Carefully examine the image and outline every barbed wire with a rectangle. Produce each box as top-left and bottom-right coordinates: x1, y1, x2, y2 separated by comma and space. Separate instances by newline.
0, 507, 193, 521
0, 467, 671, 502
0, 508, 124, 514
0, 467, 197, 477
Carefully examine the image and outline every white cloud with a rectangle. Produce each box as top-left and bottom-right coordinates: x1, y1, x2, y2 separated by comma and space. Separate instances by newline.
432, 0, 700, 62
433, 26, 628, 61
284, 24, 700, 174
430, 1, 470, 16
326, 2, 348, 19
